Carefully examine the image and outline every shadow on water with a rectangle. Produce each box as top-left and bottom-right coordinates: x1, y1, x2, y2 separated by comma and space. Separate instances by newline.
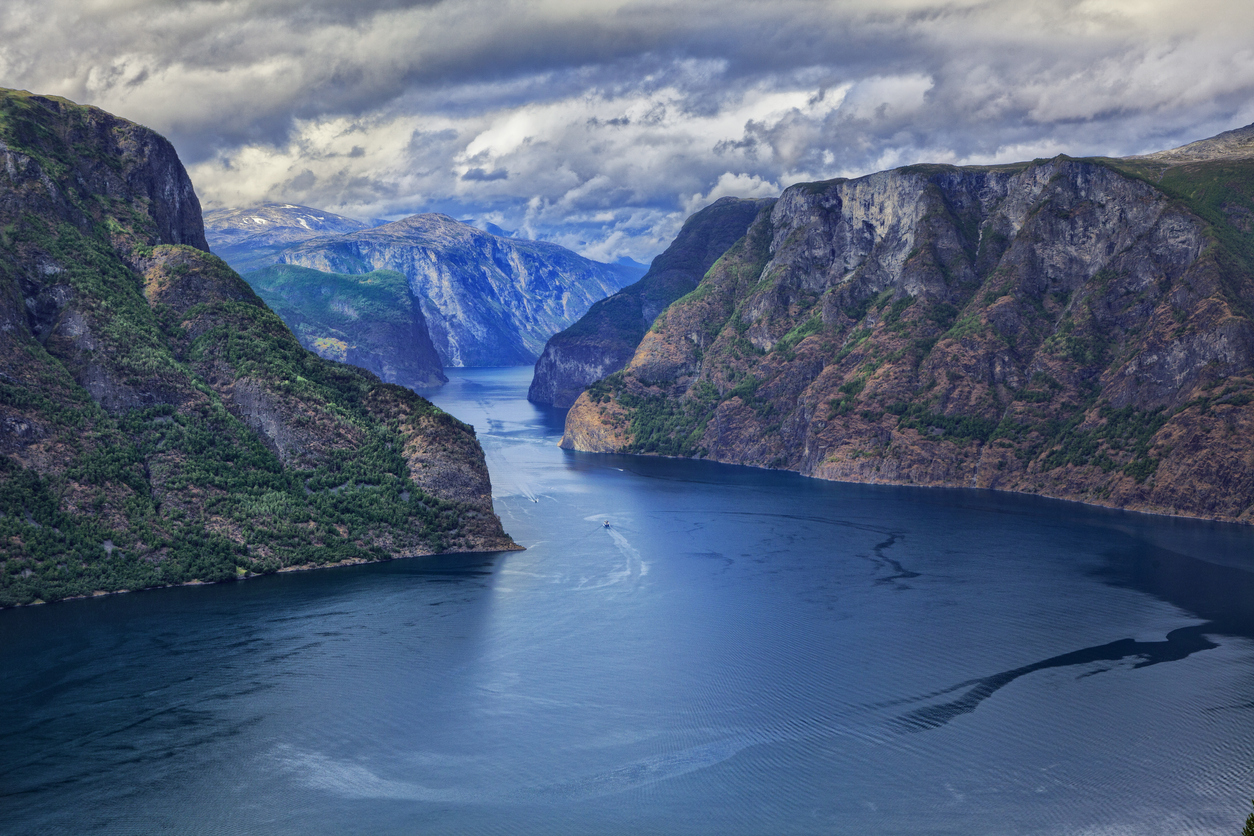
891, 530, 1254, 733
870, 533, 919, 586
530, 402, 571, 437
893, 624, 1220, 732
1095, 535, 1254, 639
0, 549, 513, 791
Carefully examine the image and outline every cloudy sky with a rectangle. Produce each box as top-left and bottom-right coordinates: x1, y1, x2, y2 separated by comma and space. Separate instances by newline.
3, 0, 1253, 262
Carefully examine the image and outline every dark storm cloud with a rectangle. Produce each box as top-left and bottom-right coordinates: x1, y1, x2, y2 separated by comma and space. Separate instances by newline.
462, 167, 508, 181
2, 0, 1251, 260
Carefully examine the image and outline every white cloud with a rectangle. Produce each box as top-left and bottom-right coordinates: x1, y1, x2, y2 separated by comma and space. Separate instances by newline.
683, 173, 781, 216
2, 0, 1252, 261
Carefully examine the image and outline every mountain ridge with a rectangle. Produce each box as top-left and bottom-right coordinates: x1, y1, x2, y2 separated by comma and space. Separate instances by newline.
529, 197, 775, 407
204, 202, 375, 273
0, 89, 515, 607
276, 213, 641, 367
560, 123, 1254, 525
1135, 123, 1254, 165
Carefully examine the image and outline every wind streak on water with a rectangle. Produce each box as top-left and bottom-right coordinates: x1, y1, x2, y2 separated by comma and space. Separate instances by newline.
3, 368, 1254, 836
276, 615, 1237, 806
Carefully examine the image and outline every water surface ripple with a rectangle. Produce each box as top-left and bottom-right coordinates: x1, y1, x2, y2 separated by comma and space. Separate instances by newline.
2, 367, 1252, 835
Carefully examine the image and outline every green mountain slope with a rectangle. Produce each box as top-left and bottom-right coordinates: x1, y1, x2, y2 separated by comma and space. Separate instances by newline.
563, 129, 1254, 524
0, 90, 515, 607
244, 264, 446, 389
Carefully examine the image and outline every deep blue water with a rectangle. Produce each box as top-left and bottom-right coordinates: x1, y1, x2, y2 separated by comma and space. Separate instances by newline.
2, 366, 1253, 835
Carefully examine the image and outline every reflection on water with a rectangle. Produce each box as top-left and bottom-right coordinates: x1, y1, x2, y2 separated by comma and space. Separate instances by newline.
1, 367, 1252, 836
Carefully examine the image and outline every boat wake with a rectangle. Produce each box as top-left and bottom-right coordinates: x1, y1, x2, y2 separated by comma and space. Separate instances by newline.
575, 515, 649, 590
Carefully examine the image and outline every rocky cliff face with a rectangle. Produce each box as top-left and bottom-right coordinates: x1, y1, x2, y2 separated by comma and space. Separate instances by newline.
277, 214, 640, 367
563, 130, 1254, 524
528, 197, 774, 407
0, 90, 515, 607
203, 203, 374, 273
244, 264, 446, 389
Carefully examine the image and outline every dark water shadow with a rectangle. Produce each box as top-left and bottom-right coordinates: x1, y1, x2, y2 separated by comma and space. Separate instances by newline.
893, 624, 1220, 732
0, 550, 513, 783
1094, 537, 1254, 640
892, 534, 1254, 732
869, 533, 919, 586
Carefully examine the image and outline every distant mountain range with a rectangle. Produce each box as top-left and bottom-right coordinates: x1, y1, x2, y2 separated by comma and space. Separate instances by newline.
557, 123, 1254, 525
529, 197, 775, 407
205, 205, 646, 372
203, 203, 373, 273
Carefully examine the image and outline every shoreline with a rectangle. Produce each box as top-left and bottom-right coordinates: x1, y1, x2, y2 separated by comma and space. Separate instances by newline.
571, 444, 1254, 529
2, 540, 525, 610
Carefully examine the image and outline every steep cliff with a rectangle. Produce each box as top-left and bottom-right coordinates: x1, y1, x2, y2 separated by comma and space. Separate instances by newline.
277, 214, 640, 367
244, 264, 446, 389
528, 197, 774, 407
563, 127, 1254, 524
0, 90, 515, 607
203, 203, 374, 273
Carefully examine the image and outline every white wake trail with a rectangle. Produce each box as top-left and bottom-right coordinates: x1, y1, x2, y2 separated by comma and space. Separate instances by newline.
575, 517, 649, 589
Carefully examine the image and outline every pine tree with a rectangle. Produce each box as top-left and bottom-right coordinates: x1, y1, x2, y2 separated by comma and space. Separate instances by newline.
1243, 800, 1254, 836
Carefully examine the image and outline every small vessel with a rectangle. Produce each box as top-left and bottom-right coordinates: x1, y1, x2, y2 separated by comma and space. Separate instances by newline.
603, 520, 611, 528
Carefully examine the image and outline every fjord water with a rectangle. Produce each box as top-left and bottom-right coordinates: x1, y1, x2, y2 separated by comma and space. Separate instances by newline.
3, 368, 1253, 835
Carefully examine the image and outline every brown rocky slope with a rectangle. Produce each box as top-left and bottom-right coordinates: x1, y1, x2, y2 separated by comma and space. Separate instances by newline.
562, 128, 1254, 524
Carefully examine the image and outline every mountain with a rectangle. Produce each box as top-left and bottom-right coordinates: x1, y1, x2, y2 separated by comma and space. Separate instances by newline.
275, 214, 642, 366
561, 125, 1254, 525
528, 197, 775, 407
203, 203, 375, 273
1135, 123, 1254, 164
243, 264, 447, 389
613, 256, 650, 274
0, 89, 516, 607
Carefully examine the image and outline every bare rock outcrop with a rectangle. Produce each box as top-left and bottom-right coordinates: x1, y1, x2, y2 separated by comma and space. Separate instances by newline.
530, 197, 773, 407
277, 214, 641, 367
563, 133, 1254, 525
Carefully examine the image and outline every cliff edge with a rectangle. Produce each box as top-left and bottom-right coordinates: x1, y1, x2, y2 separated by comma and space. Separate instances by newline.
0, 90, 516, 607
529, 197, 774, 407
562, 130, 1254, 524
